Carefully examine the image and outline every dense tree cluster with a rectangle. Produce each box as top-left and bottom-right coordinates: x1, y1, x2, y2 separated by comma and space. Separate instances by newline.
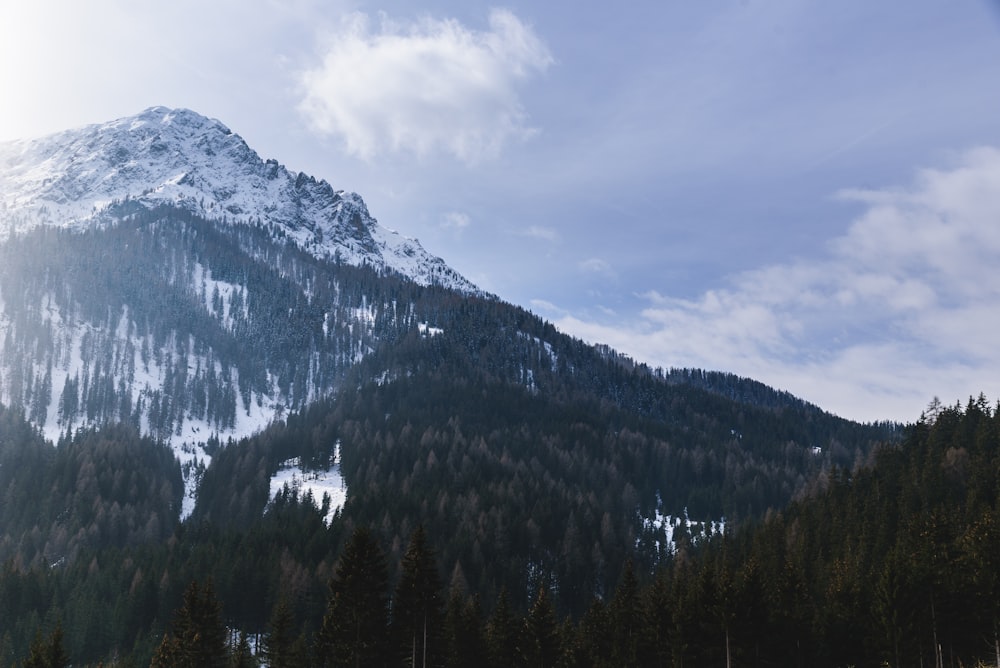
0, 478, 337, 665
683, 394, 1000, 667
0, 206, 439, 440
186, 358, 891, 617
0, 407, 182, 569
1, 395, 997, 666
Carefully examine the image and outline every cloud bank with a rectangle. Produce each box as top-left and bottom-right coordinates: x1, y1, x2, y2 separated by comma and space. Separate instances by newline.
297, 9, 552, 163
555, 147, 1000, 423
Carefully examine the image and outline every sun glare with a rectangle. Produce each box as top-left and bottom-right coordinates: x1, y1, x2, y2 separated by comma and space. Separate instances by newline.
0, 2, 116, 142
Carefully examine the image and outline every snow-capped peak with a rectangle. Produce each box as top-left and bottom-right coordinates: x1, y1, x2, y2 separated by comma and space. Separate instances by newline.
0, 106, 478, 293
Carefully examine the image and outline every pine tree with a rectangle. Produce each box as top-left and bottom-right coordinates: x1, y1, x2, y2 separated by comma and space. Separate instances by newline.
22, 624, 69, 668
315, 527, 390, 668
568, 598, 610, 668
960, 510, 1000, 668
486, 588, 521, 668
522, 585, 560, 668
608, 559, 641, 667
151, 633, 183, 668
45, 625, 68, 668
229, 631, 257, 668
392, 526, 444, 668
443, 588, 486, 668
154, 579, 230, 668
641, 572, 674, 668
262, 598, 296, 668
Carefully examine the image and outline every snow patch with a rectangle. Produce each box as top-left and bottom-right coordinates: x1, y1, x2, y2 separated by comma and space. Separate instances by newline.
417, 322, 443, 337
268, 450, 347, 526
518, 330, 559, 372
641, 501, 726, 556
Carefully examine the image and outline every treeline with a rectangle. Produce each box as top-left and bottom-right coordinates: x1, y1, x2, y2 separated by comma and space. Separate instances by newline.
143, 525, 675, 668
0, 375, 889, 666
616, 394, 1000, 668
162, 394, 1000, 667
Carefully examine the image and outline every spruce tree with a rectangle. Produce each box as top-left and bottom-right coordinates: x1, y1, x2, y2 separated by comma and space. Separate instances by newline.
315, 527, 390, 668
485, 588, 521, 668
443, 588, 486, 668
262, 598, 296, 668
22, 624, 69, 668
154, 579, 229, 668
608, 559, 640, 667
392, 526, 444, 668
522, 585, 560, 668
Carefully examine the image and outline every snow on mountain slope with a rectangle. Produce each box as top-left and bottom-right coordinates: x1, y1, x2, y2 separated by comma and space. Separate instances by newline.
0, 106, 477, 294
269, 455, 346, 526
0, 107, 483, 519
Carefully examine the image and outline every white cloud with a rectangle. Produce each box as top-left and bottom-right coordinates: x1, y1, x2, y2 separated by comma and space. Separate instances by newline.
579, 257, 616, 278
297, 9, 552, 163
529, 299, 564, 316
442, 211, 471, 230
554, 147, 1000, 422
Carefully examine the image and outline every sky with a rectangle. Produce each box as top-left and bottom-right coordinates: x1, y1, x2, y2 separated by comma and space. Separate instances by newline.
2, 0, 999, 423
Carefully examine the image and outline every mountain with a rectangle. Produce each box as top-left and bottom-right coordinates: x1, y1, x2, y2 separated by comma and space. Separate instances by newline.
0, 105, 895, 515
0, 107, 482, 512
0, 106, 475, 293
0, 108, 901, 662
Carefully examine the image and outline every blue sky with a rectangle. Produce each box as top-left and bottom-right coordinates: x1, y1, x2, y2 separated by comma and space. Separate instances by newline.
2, 0, 1000, 422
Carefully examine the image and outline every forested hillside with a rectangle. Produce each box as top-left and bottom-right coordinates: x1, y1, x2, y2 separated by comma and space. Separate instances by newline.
191, 285, 895, 616
0, 197, 899, 665
2, 395, 990, 667
0, 205, 438, 444
0, 201, 895, 455
0, 380, 893, 666
636, 394, 1000, 667
0, 407, 181, 570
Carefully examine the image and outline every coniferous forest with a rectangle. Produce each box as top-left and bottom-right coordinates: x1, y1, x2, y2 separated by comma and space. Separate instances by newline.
3, 204, 984, 667
1, 394, 999, 666
3, 106, 996, 668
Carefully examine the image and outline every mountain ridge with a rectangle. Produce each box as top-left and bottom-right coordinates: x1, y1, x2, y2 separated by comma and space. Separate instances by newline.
0, 106, 895, 532
0, 106, 477, 294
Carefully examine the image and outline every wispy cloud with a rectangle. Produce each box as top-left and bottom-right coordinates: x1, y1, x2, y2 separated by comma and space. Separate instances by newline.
529, 299, 564, 316
442, 211, 471, 230
579, 257, 616, 278
297, 9, 552, 163
521, 225, 558, 241
555, 147, 1000, 422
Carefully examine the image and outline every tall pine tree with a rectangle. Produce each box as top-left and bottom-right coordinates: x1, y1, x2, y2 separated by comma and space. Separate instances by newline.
315, 527, 390, 668
392, 526, 444, 668
151, 579, 229, 668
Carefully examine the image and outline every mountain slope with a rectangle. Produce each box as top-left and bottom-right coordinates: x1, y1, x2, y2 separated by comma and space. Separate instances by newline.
192, 285, 898, 613
0, 107, 895, 553
0, 107, 478, 513
0, 109, 908, 662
